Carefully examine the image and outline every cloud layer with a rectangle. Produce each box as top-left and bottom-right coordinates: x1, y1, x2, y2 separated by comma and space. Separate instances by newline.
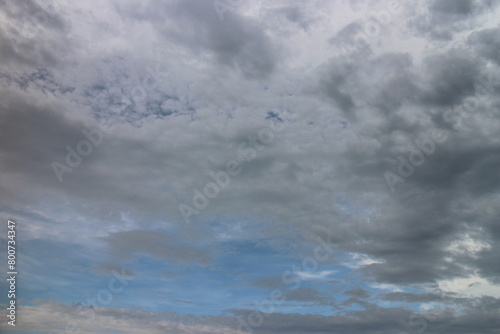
0, 0, 499, 333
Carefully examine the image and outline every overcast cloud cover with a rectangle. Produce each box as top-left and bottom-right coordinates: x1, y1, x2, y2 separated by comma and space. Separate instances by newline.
0, 0, 500, 333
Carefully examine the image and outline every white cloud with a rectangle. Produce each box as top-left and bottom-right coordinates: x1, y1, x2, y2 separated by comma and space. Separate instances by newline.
438, 276, 500, 298
295, 270, 335, 281
345, 253, 384, 269
446, 233, 492, 258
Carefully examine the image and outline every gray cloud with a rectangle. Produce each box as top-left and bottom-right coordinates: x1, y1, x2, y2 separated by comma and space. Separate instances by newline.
407, 0, 498, 41
469, 27, 500, 66
0, 0, 73, 67
1, 0, 500, 332
3, 298, 500, 334
116, 0, 280, 79
102, 230, 212, 265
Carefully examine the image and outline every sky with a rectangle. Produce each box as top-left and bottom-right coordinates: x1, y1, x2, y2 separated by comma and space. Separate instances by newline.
0, 0, 500, 333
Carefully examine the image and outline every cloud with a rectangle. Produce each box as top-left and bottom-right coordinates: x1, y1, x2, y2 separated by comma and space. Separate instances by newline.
407, 0, 498, 41
1, 0, 500, 332
102, 230, 213, 265
469, 27, 500, 66
116, 0, 280, 79
295, 270, 336, 281
3, 298, 500, 334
